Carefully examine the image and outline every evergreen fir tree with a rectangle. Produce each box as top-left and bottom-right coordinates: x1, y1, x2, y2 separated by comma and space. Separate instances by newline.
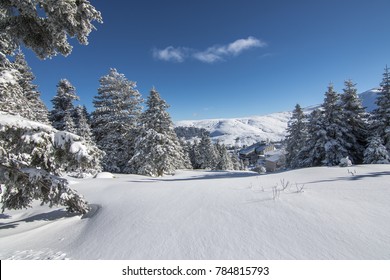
297, 109, 325, 167
189, 140, 200, 169
363, 135, 390, 164
13, 50, 49, 124
63, 110, 77, 134
231, 149, 244, 170
74, 105, 94, 143
340, 80, 368, 164
50, 79, 79, 131
0, 114, 103, 213
91, 68, 142, 172
215, 142, 234, 170
0, 0, 102, 215
322, 84, 350, 166
300, 85, 352, 167
178, 138, 193, 169
0, 57, 27, 116
196, 132, 218, 169
82, 105, 91, 124
0, 0, 102, 59
128, 88, 190, 176
285, 104, 307, 168
372, 66, 390, 151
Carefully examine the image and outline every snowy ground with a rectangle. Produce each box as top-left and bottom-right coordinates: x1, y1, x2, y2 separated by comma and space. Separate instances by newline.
1, 165, 389, 260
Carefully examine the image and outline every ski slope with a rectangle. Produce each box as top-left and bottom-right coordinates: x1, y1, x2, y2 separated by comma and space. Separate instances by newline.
1, 165, 389, 260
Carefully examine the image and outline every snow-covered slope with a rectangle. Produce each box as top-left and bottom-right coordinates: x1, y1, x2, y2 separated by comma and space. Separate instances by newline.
359, 88, 380, 112
0, 165, 389, 259
176, 89, 378, 146
176, 111, 292, 146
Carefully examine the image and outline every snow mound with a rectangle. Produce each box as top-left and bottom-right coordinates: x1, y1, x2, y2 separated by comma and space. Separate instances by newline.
94, 172, 115, 179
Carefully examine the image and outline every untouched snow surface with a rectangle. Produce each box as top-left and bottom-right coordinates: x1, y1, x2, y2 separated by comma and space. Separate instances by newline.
94, 172, 115, 179
1, 165, 389, 260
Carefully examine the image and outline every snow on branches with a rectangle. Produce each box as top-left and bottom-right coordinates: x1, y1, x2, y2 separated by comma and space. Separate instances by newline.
0, 112, 103, 213
0, 0, 102, 58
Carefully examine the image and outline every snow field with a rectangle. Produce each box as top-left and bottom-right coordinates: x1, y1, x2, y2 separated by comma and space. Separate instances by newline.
0, 165, 389, 259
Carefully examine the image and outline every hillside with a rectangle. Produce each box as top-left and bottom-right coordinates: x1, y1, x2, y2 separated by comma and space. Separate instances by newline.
175, 89, 379, 146
176, 111, 292, 146
360, 88, 380, 112
0, 165, 389, 259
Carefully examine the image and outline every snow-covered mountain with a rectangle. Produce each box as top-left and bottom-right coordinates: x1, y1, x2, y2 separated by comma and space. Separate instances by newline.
360, 88, 380, 112
175, 89, 379, 146
176, 112, 292, 147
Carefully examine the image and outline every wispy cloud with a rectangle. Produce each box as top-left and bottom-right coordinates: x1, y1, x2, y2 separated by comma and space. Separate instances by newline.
226, 37, 267, 55
193, 49, 223, 63
152, 46, 188, 63
153, 37, 267, 63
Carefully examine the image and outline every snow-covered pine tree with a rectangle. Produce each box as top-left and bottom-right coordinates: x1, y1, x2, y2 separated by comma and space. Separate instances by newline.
230, 149, 244, 170
50, 79, 79, 131
0, 113, 103, 213
0, 54, 27, 116
128, 88, 190, 176
13, 50, 49, 124
340, 80, 368, 164
74, 105, 94, 143
0, 5, 17, 57
188, 140, 200, 169
0, 0, 102, 215
321, 84, 350, 166
91, 68, 143, 173
363, 135, 390, 164
285, 104, 308, 169
372, 66, 390, 151
82, 105, 91, 124
297, 109, 325, 167
215, 142, 234, 170
195, 132, 218, 170
0, 0, 102, 59
178, 138, 193, 170
63, 110, 77, 134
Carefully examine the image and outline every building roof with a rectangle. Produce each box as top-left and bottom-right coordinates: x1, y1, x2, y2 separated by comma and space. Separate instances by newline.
239, 142, 272, 156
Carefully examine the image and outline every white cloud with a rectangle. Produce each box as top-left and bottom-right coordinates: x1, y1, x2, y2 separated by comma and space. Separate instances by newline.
192, 49, 223, 63
152, 46, 187, 63
153, 37, 267, 63
226, 36, 267, 55
193, 37, 267, 63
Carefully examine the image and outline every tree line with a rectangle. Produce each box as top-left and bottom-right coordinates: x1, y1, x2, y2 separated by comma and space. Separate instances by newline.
285, 68, 390, 169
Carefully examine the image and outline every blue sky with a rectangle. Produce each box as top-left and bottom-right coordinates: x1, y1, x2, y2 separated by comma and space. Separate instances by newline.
24, 0, 390, 121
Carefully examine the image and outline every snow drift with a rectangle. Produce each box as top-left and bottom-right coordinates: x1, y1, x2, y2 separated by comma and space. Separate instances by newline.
1, 165, 389, 260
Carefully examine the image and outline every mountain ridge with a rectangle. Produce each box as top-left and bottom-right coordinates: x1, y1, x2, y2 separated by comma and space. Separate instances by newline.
175, 88, 379, 146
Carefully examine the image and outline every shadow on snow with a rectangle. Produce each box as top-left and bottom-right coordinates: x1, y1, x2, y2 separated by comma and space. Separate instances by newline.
126, 170, 259, 183
305, 170, 390, 185
0, 204, 101, 230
